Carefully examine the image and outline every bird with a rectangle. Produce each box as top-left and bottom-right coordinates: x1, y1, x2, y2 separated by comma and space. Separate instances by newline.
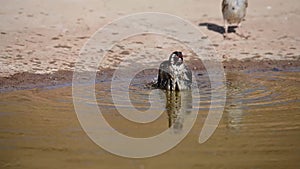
221, 0, 248, 39
154, 51, 192, 91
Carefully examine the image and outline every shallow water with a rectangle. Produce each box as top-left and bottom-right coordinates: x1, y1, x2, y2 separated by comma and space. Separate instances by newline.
0, 71, 299, 169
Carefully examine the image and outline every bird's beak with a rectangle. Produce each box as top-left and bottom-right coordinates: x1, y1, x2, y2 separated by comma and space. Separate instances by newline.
178, 54, 183, 60
178, 52, 183, 59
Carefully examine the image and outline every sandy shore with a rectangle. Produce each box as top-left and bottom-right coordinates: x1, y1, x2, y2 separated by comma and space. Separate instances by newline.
0, 0, 300, 88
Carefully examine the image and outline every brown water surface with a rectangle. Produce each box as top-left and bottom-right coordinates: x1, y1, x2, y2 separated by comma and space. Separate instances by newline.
0, 71, 299, 169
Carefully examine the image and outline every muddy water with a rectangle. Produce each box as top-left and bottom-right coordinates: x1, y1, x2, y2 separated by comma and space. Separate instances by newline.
0, 71, 299, 169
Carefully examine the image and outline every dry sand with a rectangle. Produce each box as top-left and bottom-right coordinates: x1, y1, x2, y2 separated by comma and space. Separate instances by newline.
0, 0, 300, 78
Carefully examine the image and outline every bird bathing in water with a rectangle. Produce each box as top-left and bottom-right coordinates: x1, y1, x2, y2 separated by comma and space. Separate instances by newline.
154, 51, 192, 91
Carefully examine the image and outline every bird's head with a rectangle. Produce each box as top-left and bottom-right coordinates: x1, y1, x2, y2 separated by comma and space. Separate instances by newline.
169, 51, 183, 66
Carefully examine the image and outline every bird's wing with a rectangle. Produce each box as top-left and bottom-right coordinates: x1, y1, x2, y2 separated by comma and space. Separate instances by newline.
222, 0, 229, 13
158, 61, 169, 74
185, 65, 192, 82
157, 61, 169, 85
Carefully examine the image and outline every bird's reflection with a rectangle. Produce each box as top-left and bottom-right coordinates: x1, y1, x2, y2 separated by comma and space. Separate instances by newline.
164, 90, 193, 133
225, 78, 245, 131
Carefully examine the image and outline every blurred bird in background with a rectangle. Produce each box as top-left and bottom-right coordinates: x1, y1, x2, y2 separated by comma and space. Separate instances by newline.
222, 0, 248, 39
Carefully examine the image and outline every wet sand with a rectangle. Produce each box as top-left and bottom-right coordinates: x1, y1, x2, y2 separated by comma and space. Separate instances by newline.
1, 59, 299, 93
